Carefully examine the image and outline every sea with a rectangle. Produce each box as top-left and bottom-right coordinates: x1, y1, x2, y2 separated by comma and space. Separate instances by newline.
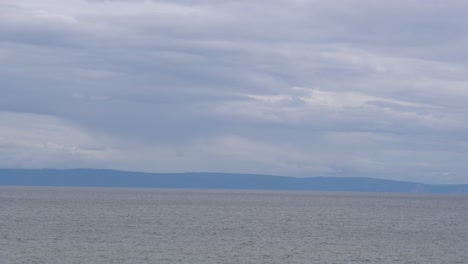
1, 187, 467, 264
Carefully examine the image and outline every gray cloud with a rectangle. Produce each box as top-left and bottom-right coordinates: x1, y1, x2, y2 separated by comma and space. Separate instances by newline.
1, 0, 468, 183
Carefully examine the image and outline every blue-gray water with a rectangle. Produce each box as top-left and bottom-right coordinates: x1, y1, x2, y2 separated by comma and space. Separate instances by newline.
1, 187, 467, 264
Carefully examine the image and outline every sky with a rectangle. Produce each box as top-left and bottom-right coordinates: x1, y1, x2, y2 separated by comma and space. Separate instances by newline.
1, 0, 468, 184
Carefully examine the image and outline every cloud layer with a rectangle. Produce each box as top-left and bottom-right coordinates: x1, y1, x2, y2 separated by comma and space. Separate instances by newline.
1, 0, 468, 183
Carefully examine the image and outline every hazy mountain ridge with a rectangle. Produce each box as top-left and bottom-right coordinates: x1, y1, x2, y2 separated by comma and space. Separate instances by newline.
0, 169, 467, 194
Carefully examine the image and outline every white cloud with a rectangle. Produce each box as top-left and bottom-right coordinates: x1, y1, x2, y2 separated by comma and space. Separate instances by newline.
2, 0, 468, 183
0, 112, 114, 168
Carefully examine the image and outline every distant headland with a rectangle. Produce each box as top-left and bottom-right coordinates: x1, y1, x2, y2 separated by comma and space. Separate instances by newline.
0, 168, 467, 194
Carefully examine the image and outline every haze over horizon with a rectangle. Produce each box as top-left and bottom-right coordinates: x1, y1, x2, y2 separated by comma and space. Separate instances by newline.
2, 0, 468, 184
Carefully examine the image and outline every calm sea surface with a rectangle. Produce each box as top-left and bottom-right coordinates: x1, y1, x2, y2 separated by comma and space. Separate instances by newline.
1, 187, 467, 264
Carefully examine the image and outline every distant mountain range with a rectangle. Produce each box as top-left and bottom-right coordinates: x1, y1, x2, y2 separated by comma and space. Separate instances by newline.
0, 168, 467, 194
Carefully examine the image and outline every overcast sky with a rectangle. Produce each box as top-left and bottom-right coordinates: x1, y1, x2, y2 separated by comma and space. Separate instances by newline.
1, 0, 468, 183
